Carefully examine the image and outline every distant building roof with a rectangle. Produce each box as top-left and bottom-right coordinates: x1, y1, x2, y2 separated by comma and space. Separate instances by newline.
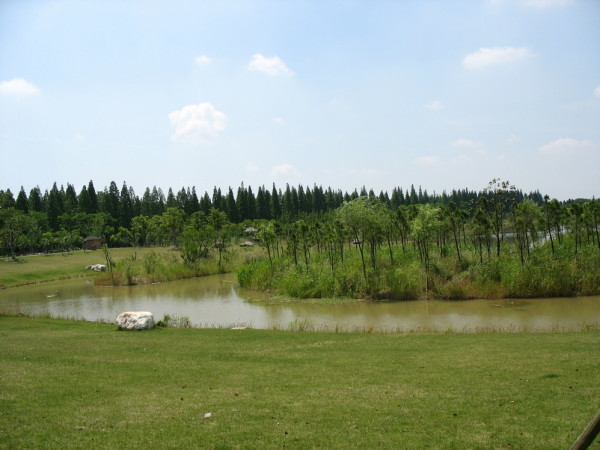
84, 236, 102, 241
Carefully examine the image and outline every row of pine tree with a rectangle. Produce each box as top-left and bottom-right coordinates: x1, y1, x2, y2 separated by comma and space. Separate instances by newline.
0, 180, 547, 232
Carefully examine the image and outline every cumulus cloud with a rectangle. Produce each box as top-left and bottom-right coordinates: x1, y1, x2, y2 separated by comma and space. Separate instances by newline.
538, 138, 593, 156
195, 54, 212, 65
169, 103, 226, 143
414, 156, 441, 166
424, 100, 444, 110
271, 164, 301, 177
463, 47, 532, 70
248, 54, 294, 76
0, 78, 40, 97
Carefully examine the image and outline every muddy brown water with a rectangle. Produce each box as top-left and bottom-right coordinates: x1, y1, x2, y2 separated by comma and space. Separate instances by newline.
1, 274, 599, 332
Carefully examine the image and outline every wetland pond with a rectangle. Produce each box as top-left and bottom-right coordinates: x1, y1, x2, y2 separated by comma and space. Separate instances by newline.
1, 274, 599, 332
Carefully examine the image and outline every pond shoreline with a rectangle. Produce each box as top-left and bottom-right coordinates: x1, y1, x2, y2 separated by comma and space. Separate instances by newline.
2, 274, 599, 333
2, 268, 597, 303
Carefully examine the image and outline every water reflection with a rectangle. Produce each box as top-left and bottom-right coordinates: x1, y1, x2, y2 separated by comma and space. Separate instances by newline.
1, 274, 599, 332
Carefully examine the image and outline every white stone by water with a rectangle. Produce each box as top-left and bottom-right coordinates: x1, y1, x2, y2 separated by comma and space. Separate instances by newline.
116, 311, 154, 330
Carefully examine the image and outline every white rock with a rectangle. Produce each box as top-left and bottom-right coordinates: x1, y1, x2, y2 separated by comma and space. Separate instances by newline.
116, 311, 154, 330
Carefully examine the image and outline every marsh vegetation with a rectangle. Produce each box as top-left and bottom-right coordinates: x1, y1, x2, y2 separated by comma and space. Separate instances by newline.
238, 181, 600, 300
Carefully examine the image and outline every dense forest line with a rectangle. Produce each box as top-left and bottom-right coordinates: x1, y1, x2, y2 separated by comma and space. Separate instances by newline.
0, 178, 595, 258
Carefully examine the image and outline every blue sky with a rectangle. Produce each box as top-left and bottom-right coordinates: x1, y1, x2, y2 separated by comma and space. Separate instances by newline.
1, 0, 599, 200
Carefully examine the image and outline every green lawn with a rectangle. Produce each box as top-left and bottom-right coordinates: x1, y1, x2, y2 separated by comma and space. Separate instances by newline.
1, 315, 598, 448
0, 247, 175, 288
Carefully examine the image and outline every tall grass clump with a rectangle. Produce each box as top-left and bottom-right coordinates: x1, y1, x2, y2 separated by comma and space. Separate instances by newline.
282, 267, 338, 298
574, 246, 600, 295
332, 266, 366, 298
239, 257, 367, 299
376, 264, 422, 300
432, 276, 479, 300
237, 259, 279, 291
504, 256, 577, 298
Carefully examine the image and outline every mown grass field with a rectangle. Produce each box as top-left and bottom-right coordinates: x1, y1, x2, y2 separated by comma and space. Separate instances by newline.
1, 315, 598, 449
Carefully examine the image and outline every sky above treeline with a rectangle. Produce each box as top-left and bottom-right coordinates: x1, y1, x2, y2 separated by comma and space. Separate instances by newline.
1, 0, 599, 201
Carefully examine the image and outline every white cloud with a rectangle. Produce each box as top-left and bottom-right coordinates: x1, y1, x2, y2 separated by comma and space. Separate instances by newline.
538, 138, 593, 156
245, 162, 259, 173
452, 138, 482, 148
194, 55, 212, 65
169, 103, 226, 143
273, 117, 286, 125
463, 47, 532, 70
414, 156, 441, 166
424, 100, 444, 110
248, 54, 294, 76
271, 164, 301, 177
0, 78, 40, 97
594, 86, 600, 97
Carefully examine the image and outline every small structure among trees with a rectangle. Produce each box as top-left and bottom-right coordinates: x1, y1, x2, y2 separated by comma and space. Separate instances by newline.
84, 236, 102, 250
244, 227, 260, 242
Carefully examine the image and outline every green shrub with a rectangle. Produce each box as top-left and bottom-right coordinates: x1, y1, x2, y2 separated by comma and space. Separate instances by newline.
281, 268, 332, 298
155, 314, 192, 328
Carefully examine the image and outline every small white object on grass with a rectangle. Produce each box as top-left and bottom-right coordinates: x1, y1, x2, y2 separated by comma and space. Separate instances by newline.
204, 413, 212, 419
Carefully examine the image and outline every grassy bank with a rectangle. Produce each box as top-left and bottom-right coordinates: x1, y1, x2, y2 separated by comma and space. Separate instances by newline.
94, 244, 263, 286
0, 246, 263, 288
1, 315, 599, 448
0, 247, 178, 288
